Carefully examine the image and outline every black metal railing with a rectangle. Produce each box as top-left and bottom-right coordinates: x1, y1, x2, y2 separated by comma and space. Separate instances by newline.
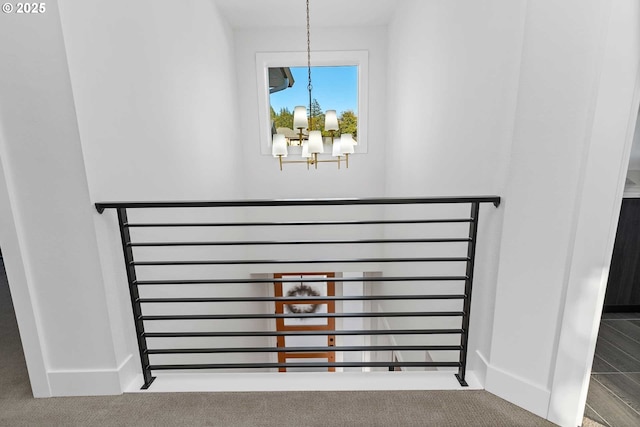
96, 196, 500, 389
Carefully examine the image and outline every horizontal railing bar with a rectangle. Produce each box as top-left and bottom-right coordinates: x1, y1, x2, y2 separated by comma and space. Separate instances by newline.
135, 276, 468, 286
145, 345, 463, 354
131, 257, 470, 266
144, 329, 463, 338
139, 311, 464, 321
128, 238, 471, 247
95, 196, 501, 213
125, 218, 474, 228
147, 361, 462, 370
137, 295, 467, 303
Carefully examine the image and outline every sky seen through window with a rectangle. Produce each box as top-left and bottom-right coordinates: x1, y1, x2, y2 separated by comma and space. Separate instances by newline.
270, 66, 358, 116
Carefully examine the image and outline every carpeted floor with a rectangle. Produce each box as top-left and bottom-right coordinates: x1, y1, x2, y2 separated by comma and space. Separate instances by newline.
0, 259, 557, 426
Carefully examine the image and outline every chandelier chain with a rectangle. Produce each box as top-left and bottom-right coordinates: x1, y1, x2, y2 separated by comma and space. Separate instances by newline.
271, 0, 355, 170
306, 0, 313, 129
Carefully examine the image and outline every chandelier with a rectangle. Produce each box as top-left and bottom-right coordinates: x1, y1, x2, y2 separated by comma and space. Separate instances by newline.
271, 0, 356, 171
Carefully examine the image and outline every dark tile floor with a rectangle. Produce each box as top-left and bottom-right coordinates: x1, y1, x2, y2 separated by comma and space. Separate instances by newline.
584, 312, 640, 427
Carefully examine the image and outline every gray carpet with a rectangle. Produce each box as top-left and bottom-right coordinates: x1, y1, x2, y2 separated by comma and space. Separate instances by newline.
0, 259, 556, 426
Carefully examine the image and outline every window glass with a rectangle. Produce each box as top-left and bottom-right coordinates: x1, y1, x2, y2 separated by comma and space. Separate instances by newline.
269, 66, 358, 145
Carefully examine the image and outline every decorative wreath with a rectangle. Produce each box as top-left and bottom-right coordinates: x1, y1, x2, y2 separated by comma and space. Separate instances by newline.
285, 284, 321, 314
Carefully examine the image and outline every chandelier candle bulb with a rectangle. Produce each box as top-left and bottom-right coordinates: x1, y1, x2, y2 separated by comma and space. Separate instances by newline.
301, 141, 311, 158
301, 142, 311, 169
340, 133, 355, 155
325, 110, 339, 148
308, 130, 324, 169
332, 138, 342, 169
271, 134, 288, 171
308, 130, 324, 154
293, 106, 308, 130
332, 138, 342, 157
341, 133, 355, 169
324, 110, 339, 131
271, 134, 288, 157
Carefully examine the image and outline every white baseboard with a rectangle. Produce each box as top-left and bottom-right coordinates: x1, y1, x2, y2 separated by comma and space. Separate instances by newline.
47, 354, 136, 397
116, 354, 137, 391
127, 371, 484, 393
48, 369, 122, 396
485, 363, 550, 418
473, 350, 490, 386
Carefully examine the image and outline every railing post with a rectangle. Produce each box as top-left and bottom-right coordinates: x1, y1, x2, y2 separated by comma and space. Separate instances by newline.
456, 202, 480, 387
116, 208, 155, 389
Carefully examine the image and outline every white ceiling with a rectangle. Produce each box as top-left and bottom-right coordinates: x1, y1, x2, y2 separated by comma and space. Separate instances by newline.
214, 0, 401, 29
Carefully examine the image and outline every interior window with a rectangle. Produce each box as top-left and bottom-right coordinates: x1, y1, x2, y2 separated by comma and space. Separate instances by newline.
268, 66, 358, 146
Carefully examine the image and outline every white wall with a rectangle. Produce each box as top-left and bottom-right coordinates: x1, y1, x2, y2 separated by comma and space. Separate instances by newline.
0, 0, 121, 396
382, 0, 526, 381
56, 0, 248, 386
234, 26, 388, 199
627, 108, 640, 170
384, 3, 640, 425
487, 0, 610, 411
58, 0, 244, 202
546, 1, 640, 425
385, 0, 525, 198
488, 0, 640, 425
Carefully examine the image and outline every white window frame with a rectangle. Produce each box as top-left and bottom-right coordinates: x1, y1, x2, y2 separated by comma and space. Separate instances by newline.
256, 50, 369, 156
